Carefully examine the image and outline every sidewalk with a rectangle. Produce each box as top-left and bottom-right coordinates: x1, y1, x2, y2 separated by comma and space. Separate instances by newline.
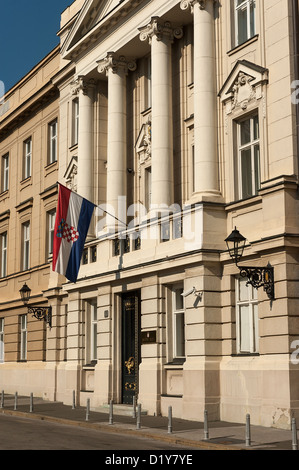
0, 394, 297, 451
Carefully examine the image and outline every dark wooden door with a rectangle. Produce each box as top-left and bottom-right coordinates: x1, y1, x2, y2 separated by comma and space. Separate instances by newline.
121, 292, 140, 404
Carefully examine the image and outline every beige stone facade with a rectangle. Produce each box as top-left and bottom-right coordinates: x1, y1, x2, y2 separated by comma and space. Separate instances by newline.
0, 46, 60, 391
0, 0, 299, 429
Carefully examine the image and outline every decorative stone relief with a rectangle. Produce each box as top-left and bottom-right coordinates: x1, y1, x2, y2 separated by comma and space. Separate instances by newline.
64, 156, 78, 192
231, 72, 256, 111
135, 116, 152, 177
219, 60, 269, 130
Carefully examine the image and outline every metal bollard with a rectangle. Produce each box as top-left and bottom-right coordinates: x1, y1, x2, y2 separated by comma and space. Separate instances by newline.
137, 404, 141, 430
30, 393, 33, 413
132, 396, 136, 419
14, 392, 18, 411
168, 406, 173, 434
292, 417, 298, 450
72, 390, 76, 410
245, 414, 251, 447
204, 410, 209, 440
109, 400, 113, 425
0, 390, 4, 409
86, 398, 90, 421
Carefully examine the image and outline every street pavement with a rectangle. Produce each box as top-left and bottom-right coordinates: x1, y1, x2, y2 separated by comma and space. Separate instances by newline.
0, 394, 297, 451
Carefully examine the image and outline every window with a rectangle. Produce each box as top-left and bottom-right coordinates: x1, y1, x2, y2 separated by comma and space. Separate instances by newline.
2, 153, 9, 192
90, 302, 97, 362
236, 277, 259, 354
47, 210, 56, 256
234, 0, 256, 46
145, 166, 152, 211
173, 287, 185, 358
192, 145, 195, 194
72, 99, 79, 146
145, 57, 152, 109
85, 300, 97, 364
24, 138, 32, 179
0, 232, 7, 278
49, 120, 58, 164
0, 318, 4, 363
237, 114, 260, 199
22, 222, 30, 271
20, 315, 27, 361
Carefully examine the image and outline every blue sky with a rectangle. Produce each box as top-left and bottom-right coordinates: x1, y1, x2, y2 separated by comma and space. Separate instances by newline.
0, 1, 72, 94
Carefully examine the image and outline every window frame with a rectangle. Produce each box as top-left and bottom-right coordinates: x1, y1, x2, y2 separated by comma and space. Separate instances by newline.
20, 314, 27, 361
172, 287, 185, 359
2, 153, 9, 192
90, 301, 98, 363
22, 221, 30, 271
237, 113, 260, 200
235, 276, 259, 354
72, 98, 79, 146
145, 56, 152, 110
234, 0, 256, 47
48, 119, 58, 164
0, 318, 4, 363
84, 299, 98, 365
47, 210, 56, 257
0, 232, 7, 278
144, 165, 152, 212
23, 137, 32, 179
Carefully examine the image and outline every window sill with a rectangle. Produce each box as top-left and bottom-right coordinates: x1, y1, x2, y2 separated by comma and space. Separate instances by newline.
45, 160, 58, 170
164, 358, 185, 369
161, 394, 183, 398
83, 361, 97, 369
227, 35, 259, 56
0, 190, 9, 198
231, 353, 260, 357
69, 143, 78, 151
225, 194, 262, 211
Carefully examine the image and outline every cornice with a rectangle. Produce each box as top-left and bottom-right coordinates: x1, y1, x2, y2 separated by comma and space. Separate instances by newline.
0, 84, 59, 141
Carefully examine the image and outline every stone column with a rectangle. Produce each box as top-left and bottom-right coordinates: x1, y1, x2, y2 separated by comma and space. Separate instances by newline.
98, 53, 136, 231
71, 77, 95, 202
181, 0, 219, 198
139, 18, 183, 214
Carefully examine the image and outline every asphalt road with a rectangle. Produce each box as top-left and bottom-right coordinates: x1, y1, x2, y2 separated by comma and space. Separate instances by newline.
0, 413, 200, 452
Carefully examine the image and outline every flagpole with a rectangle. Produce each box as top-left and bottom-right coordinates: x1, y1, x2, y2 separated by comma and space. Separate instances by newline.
56, 182, 128, 228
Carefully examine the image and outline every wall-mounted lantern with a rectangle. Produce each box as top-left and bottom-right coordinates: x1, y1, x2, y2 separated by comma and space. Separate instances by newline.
19, 283, 52, 328
225, 227, 274, 300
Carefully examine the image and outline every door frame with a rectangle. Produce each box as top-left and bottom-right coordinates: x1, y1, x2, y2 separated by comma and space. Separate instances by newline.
120, 290, 141, 404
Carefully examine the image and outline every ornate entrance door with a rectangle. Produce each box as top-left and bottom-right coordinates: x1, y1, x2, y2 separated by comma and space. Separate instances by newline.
121, 292, 140, 405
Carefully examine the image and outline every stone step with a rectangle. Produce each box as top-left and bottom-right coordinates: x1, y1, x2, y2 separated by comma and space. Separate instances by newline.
93, 403, 148, 417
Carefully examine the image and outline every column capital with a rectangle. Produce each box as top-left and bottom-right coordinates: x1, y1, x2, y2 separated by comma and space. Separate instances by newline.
97, 52, 137, 76
139, 17, 183, 45
70, 76, 95, 96
180, 0, 214, 13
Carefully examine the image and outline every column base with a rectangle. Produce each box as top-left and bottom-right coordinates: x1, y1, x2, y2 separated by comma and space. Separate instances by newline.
186, 190, 224, 206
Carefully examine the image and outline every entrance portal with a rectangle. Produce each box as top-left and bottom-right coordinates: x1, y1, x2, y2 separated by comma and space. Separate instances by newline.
121, 291, 140, 405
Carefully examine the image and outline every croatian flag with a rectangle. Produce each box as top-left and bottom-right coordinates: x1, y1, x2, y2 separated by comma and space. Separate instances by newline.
52, 184, 95, 283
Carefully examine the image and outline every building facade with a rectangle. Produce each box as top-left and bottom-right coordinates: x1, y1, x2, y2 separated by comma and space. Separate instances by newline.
1, 0, 299, 429
0, 46, 60, 390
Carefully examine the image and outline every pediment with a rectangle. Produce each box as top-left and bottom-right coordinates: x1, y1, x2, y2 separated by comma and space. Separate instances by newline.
61, 0, 125, 57
64, 156, 78, 191
219, 60, 268, 111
